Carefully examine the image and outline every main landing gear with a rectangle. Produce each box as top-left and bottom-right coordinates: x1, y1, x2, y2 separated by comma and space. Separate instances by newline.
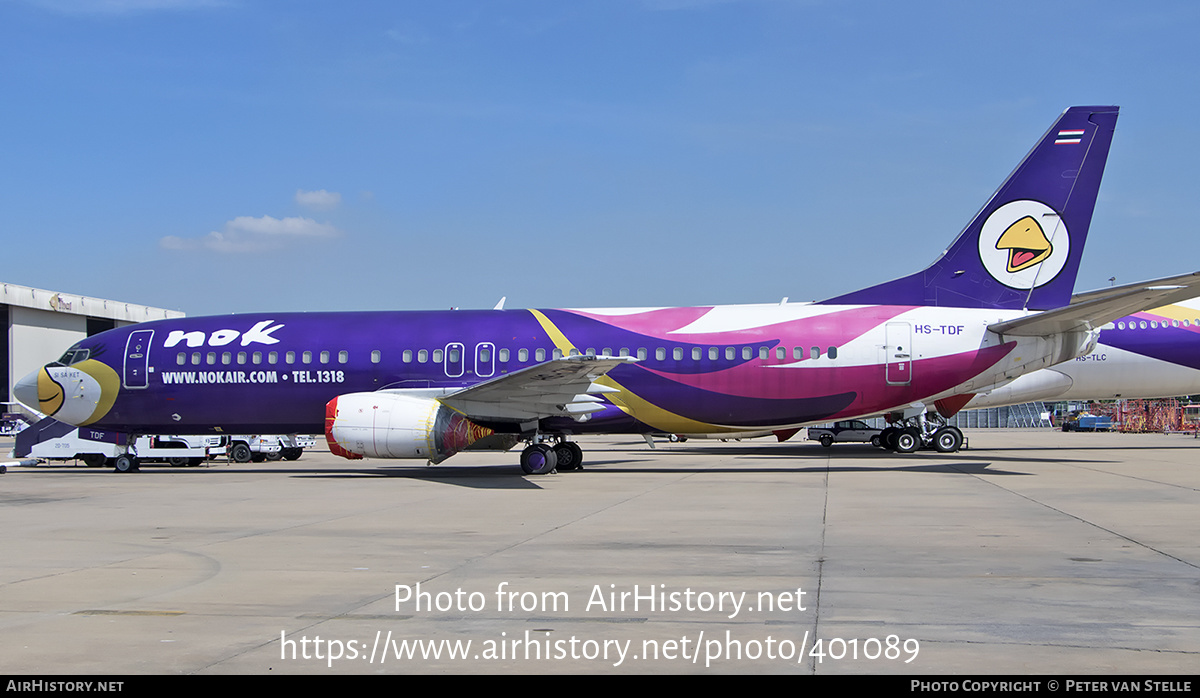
519, 438, 584, 475
876, 413, 966, 454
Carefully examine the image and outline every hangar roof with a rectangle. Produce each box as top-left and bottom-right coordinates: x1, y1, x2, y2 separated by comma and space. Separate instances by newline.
1, 282, 184, 322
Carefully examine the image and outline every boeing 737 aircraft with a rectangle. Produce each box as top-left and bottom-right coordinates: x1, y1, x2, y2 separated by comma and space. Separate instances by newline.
15, 105, 1200, 473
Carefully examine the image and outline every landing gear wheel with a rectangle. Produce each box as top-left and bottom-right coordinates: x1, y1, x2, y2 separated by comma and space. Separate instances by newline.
520, 444, 558, 475
230, 443, 253, 463
819, 434, 833, 448
553, 442, 584, 471
933, 426, 964, 453
113, 454, 139, 473
894, 429, 920, 454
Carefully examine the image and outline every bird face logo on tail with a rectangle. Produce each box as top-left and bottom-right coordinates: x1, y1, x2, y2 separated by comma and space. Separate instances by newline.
977, 200, 1070, 291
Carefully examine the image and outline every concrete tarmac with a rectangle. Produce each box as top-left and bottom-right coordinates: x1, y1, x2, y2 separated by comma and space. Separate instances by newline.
1, 429, 1197, 675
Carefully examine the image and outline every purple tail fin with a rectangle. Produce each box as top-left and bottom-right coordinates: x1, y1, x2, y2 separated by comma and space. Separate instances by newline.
820, 106, 1119, 310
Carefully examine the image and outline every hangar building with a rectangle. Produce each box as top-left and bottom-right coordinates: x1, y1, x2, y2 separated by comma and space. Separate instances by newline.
2, 282, 184, 414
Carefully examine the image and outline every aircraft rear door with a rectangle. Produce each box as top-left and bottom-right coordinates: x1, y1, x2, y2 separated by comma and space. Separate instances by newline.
123, 329, 154, 389
885, 322, 912, 385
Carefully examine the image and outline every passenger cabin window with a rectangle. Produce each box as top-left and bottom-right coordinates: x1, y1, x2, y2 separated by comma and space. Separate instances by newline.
320, 351, 330, 364
518, 348, 529, 362
418, 350, 428, 363
286, 351, 296, 364
811, 346, 821, 359
339, 351, 348, 364
536, 349, 546, 362
433, 349, 444, 363
372, 350, 382, 364
268, 351, 278, 364
177, 353, 186, 365
302, 351, 312, 364
828, 346, 838, 359
253, 351, 262, 364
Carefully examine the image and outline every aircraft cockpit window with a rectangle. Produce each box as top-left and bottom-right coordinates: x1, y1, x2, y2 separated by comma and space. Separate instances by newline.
56, 347, 90, 366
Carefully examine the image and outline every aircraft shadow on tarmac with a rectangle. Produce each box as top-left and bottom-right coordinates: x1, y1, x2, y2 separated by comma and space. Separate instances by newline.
24, 435, 1178, 488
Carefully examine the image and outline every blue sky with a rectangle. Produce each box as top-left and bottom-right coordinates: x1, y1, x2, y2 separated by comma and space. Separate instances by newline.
3, 0, 1198, 316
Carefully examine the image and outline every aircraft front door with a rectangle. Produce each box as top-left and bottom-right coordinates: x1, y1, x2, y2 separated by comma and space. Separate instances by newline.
123, 329, 154, 389
885, 322, 912, 386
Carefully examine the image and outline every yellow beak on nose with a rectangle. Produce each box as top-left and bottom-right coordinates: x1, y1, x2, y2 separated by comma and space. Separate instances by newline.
37, 367, 65, 416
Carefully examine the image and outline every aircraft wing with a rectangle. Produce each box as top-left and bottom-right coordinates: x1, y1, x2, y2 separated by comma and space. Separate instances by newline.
990, 271, 1200, 337
436, 354, 635, 423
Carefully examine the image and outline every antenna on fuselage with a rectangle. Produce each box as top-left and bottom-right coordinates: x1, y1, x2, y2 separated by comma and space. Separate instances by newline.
494, 296, 507, 310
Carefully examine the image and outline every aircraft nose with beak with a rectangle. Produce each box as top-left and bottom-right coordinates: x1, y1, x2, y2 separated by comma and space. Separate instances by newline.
14, 361, 120, 426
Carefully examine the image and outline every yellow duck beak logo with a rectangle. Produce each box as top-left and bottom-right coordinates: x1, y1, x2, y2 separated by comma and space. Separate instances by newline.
995, 216, 1053, 273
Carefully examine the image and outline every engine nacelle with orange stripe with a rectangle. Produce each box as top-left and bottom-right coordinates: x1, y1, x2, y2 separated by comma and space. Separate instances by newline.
325, 392, 501, 464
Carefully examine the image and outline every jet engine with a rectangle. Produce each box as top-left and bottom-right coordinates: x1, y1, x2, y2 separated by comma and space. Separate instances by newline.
325, 392, 499, 464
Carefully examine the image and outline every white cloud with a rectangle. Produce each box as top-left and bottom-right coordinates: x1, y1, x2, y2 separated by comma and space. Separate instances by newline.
295, 189, 342, 211
161, 215, 340, 254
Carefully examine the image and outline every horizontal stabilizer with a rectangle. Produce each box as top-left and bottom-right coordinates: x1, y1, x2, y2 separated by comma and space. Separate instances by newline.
437, 354, 636, 422
989, 271, 1200, 336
